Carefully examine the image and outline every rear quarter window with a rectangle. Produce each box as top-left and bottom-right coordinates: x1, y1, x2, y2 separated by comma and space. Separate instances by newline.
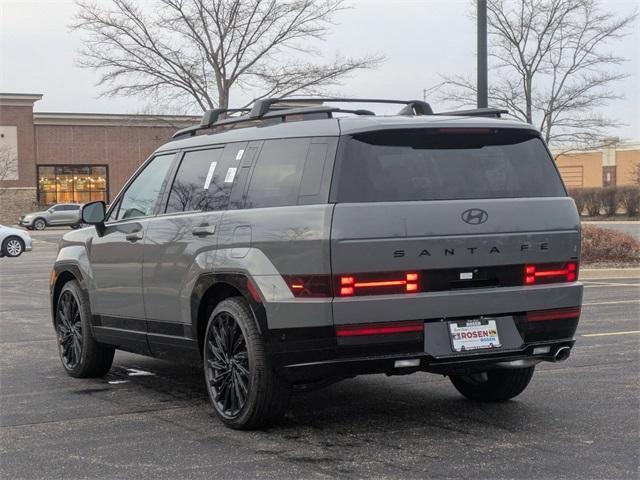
244, 138, 310, 208
333, 129, 566, 202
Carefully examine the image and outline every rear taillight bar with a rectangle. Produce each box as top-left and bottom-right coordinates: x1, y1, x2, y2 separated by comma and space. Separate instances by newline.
335, 321, 424, 337
526, 307, 581, 322
524, 262, 578, 285
339, 272, 419, 297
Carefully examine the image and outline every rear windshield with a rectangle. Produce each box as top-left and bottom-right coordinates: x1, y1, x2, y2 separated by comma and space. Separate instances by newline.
333, 129, 566, 202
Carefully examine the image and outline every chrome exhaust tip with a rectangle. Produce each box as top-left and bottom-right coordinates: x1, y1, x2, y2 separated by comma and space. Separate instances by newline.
554, 346, 571, 362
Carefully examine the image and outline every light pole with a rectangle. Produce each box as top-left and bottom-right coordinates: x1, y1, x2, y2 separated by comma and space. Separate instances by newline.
477, 0, 488, 108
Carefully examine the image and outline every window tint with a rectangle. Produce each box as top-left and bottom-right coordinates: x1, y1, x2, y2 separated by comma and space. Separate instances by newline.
165, 148, 234, 213
117, 153, 174, 220
334, 129, 565, 202
245, 138, 310, 208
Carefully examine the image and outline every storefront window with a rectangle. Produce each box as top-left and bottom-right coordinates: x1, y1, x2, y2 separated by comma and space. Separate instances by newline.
37, 165, 108, 206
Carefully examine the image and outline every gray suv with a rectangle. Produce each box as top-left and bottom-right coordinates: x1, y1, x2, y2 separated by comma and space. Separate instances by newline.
50, 98, 582, 429
19, 203, 82, 230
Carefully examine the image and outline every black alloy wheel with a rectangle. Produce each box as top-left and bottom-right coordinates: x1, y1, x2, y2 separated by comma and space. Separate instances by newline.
205, 311, 250, 418
56, 290, 83, 370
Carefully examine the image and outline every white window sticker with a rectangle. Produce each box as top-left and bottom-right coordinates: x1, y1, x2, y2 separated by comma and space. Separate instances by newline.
460, 272, 473, 280
235, 149, 245, 161
203, 161, 217, 190
224, 167, 237, 183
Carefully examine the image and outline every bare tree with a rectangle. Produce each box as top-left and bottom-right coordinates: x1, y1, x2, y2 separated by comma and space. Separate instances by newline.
0, 144, 18, 198
73, 0, 382, 111
433, 0, 636, 147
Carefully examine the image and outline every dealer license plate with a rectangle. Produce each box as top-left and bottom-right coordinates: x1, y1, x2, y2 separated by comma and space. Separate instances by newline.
448, 319, 501, 352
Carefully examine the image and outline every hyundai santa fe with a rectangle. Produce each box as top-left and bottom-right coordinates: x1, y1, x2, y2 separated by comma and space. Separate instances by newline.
50, 98, 582, 429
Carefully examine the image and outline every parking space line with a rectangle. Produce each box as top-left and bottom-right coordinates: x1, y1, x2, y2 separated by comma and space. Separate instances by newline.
582, 330, 640, 337
583, 282, 640, 288
583, 300, 640, 306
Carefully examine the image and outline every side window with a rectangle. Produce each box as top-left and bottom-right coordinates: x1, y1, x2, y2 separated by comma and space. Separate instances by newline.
245, 138, 310, 208
165, 148, 225, 213
116, 153, 175, 220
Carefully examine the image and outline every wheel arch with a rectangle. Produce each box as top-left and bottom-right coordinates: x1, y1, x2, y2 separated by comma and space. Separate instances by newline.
2, 235, 25, 251
50, 264, 87, 326
192, 273, 267, 356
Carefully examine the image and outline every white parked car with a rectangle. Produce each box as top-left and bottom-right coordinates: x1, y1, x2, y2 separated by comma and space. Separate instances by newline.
0, 225, 33, 258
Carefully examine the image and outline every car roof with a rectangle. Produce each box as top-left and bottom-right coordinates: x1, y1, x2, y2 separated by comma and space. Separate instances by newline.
156, 114, 536, 153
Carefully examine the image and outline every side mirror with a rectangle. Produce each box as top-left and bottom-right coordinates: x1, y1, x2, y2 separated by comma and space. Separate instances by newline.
81, 201, 106, 235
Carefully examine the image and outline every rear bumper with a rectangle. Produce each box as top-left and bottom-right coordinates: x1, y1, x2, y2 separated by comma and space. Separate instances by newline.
263, 283, 583, 382
279, 340, 575, 381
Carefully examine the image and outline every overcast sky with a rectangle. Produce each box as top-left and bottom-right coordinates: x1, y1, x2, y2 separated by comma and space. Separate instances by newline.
1, 0, 638, 139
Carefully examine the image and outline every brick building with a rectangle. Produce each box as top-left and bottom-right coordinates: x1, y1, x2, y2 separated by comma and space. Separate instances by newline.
0, 93, 198, 224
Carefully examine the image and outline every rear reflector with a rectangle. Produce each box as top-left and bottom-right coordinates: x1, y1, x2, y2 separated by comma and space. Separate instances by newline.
335, 321, 424, 337
526, 307, 581, 322
246, 278, 262, 303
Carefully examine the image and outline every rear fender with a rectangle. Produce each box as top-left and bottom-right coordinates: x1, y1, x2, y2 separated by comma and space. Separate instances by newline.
191, 272, 268, 354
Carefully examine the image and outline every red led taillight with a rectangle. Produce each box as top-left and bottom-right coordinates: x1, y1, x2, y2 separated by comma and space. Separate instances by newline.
338, 272, 420, 297
524, 262, 578, 285
335, 321, 424, 337
526, 307, 581, 322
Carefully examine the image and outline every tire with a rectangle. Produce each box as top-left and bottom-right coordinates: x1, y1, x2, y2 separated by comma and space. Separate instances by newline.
450, 367, 535, 402
54, 280, 115, 378
203, 297, 291, 429
2, 236, 24, 257
33, 218, 46, 230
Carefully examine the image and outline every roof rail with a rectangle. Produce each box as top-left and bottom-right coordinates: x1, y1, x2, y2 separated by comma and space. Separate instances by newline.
435, 108, 508, 118
172, 97, 437, 140
249, 97, 434, 118
172, 108, 250, 139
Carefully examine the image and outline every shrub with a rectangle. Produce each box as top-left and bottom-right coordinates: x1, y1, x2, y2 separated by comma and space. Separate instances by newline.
568, 188, 585, 215
600, 187, 620, 216
581, 225, 640, 265
582, 188, 602, 216
619, 186, 640, 217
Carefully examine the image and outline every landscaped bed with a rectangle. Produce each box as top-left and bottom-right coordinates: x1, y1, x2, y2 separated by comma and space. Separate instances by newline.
581, 224, 640, 268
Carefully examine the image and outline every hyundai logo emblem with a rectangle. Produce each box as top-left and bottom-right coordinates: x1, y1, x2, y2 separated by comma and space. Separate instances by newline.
461, 208, 489, 225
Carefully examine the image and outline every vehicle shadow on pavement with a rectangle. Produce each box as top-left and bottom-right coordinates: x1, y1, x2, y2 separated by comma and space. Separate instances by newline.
101, 355, 542, 436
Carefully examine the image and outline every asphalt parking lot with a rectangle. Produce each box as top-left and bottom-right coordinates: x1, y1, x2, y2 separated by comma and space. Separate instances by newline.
1, 229, 639, 479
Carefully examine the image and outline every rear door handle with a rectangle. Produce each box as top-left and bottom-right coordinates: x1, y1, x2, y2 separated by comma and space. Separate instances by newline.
192, 225, 216, 237
125, 231, 143, 242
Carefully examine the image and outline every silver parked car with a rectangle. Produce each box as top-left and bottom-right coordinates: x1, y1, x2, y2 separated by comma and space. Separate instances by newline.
19, 203, 82, 230
0, 224, 32, 257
